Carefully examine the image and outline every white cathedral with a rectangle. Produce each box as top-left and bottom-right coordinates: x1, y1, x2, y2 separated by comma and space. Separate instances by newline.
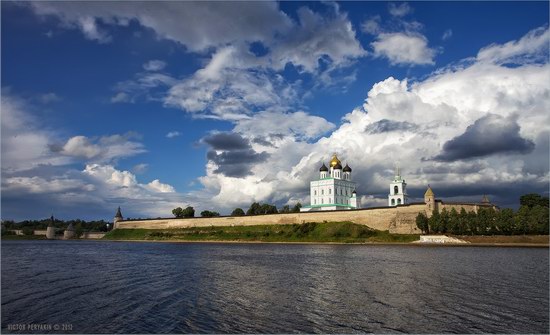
300, 154, 359, 212
300, 154, 409, 212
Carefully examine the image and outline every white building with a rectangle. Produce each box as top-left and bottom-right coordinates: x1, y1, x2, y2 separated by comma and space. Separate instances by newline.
300, 154, 359, 212
388, 166, 408, 206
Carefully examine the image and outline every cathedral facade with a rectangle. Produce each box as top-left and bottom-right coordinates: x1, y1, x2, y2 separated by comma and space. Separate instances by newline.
300, 154, 359, 212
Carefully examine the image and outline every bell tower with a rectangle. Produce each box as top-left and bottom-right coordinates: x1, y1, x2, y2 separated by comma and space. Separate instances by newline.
388, 165, 408, 206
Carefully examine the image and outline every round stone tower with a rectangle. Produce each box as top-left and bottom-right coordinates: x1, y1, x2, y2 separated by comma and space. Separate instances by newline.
46, 215, 56, 239
64, 223, 76, 239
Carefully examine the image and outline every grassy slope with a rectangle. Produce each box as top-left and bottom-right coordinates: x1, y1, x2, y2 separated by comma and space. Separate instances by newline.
103, 222, 420, 243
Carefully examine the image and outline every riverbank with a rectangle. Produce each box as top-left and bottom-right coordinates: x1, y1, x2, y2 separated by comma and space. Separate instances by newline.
103, 222, 419, 243
102, 222, 549, 246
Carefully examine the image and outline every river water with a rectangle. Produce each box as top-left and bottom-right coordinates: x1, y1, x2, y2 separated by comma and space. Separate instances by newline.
1, 240, 548, 334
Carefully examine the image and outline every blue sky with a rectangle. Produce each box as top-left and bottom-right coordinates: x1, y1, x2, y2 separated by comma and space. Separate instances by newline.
2, 1, 549, 220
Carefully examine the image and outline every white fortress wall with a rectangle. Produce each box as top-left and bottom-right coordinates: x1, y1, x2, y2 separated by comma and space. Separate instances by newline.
116, 203, 427, 234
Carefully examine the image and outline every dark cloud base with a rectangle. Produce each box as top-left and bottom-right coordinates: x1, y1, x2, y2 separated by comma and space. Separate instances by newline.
204, 132, 270, 178
433, 114, 535, 162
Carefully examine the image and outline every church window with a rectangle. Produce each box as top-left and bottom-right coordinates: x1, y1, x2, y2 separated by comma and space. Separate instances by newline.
314, 190, 317, 196
391, 199, 395, 206
397, 198, 402, 205
314, 199, 316, 204
321, 189, 324, 195
329, 189, 331, 194
394, 186, 399, 195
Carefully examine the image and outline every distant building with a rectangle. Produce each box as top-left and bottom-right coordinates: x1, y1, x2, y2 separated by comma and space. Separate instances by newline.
388, 166, 408, 206
301, 154, 359, 212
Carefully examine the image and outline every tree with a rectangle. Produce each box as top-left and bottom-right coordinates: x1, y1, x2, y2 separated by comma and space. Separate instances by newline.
440, 208, 449, 233
428, 209, 441, 233
448, 208, 460, 235
75, 222, 84, 238
520, 194, 550, 209
172, 207, 184, 218
279, 205, 290, 213
415, 212, 429, 234
231, 208, 245, 216
260, 203, 278, 214
497, 208, 514, 235
246, 202, 261, 215
292, 202, 302, 213
182, 206, 195, 218
22, 227, 34, 236
531, 205, 549, 234
201, 210, 220, 218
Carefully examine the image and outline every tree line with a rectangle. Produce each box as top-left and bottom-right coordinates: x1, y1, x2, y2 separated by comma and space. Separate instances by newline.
1, 218, 110, 235
171, 202, 302, 218
416, 193, 549, 235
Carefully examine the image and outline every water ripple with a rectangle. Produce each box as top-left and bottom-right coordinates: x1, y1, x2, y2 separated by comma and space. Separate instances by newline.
1, 241, 548, 334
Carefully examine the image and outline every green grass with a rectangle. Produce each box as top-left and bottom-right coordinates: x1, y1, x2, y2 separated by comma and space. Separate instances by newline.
103, 222, 419, 243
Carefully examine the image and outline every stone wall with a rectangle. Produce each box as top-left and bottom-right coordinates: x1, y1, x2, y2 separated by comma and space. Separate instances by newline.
116, 203, 428, 234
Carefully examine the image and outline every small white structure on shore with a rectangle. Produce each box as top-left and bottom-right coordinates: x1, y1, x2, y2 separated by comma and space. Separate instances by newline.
416, 235, 469, 244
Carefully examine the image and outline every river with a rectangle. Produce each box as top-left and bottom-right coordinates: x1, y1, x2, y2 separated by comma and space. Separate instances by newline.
2, 240, 548, 333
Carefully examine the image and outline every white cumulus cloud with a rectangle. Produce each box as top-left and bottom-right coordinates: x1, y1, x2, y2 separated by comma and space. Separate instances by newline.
371, 32, 436, 65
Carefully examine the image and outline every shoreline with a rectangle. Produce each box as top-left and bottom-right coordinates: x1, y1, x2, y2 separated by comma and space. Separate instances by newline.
97, 238, 549, 247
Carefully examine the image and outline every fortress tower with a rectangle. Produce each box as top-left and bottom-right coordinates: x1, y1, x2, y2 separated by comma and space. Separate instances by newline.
46, 215, 55, 239
113, 207, 123, 229
424, 185, 436, 217
301, 154, 360, 212
388, 166, 408, 206
64, 222, 76, 239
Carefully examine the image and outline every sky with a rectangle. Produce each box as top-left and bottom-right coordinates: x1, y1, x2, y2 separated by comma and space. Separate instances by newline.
1, 1, 549, 221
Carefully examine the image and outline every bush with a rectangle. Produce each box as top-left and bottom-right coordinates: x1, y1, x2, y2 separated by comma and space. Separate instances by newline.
201, 210, 220, 218
22, 227, 34, 236
148, 231, 174, 238
231, 208, 245, 216
1, 230, 15, 236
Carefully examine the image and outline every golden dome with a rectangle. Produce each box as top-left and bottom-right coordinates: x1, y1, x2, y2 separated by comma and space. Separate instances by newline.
330, 154, 341, 167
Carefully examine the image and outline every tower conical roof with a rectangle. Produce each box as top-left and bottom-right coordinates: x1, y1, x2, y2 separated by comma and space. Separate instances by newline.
115, 207, 123, 218
48, 215, 54, 227
319, 163, 328, 172
424, 186, 434, 197
343, 164, 352, 172
481, 195, 490, 204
